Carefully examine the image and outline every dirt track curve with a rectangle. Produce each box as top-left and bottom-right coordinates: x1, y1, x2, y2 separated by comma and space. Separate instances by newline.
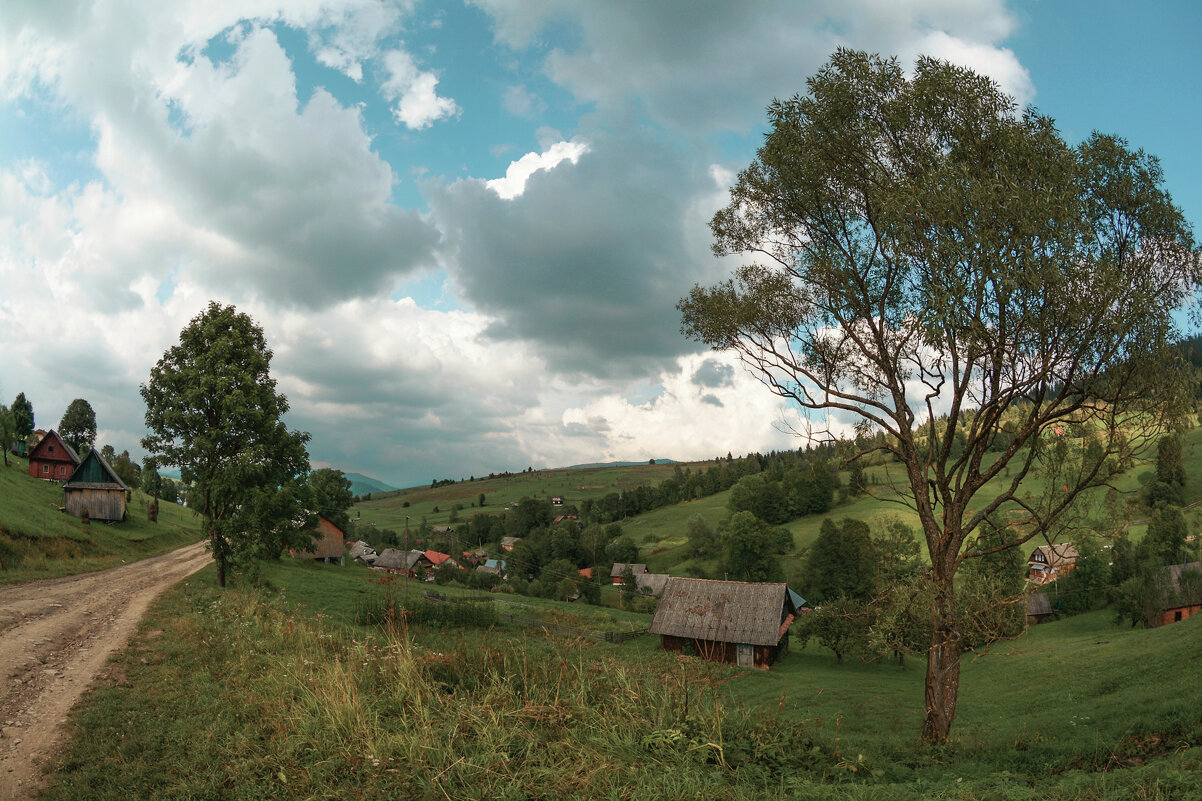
0, 540, 212, 800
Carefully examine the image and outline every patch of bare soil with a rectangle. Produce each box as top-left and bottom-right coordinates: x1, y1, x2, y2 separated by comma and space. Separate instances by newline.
0, 540, 211, 800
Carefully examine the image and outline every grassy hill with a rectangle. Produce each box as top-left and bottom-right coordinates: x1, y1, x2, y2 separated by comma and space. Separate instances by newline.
35, 556, 1202, 800
0, 453, 204, 583
352, 426, 1202, 586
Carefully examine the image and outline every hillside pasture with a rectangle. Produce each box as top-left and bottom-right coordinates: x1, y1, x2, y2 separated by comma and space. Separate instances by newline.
36, 557, 1202, 800
0, 454, 204, 583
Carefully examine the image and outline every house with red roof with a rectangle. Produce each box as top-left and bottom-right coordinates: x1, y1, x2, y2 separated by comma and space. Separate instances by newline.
27, 429, 80, 482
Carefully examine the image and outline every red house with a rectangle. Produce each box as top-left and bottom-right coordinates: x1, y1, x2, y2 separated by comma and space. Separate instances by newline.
27, 430, 80, 482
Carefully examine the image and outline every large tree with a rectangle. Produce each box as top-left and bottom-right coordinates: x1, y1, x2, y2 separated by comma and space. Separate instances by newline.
141, 302, 312, 586
59, 398, 97, 454
680, 50, 1200, 742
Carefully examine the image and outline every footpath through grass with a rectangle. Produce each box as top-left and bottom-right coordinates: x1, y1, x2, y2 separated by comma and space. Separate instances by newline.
0, 455, 204, 583
39, 558, 1202, 801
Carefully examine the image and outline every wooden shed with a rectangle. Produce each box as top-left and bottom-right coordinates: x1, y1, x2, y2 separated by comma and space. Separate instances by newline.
1159, 562, 1202, 626
291, 515, 346, 563
1025, 593, 1053, 626
649, 577, 798, 669
27, 429, 80, 482
62, 450, 127, 522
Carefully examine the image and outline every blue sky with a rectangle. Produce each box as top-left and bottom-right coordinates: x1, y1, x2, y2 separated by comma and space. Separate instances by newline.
1, 0, 1199, 488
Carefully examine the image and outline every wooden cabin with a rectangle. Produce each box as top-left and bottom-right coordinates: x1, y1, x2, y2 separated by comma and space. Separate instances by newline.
611, 562, 649, 585
62, 450, 127, 521
649, 577, 798, 669
27, 429, 80, 482
291, 515, 346, 563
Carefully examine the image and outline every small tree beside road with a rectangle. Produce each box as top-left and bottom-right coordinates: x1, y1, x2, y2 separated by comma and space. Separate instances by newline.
141, 302, 311, 587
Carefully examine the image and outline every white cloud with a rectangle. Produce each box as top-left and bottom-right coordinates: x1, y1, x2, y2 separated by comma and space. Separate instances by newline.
486, 139, 587, 200
380, 48, 459, 129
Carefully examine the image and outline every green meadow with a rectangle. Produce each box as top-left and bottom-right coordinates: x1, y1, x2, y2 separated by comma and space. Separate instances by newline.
0, 454, 203, 583
36, 556, 1202, 800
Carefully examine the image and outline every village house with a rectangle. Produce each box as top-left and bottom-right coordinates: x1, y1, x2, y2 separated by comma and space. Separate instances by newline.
348, 540, 378, 564
290, 515, 346, 564
373, 548, 426, 578
1158, 562, 1202, 626
27, 429, 80, 482
649, 577, 799, 669
476, 558, 506, 580
611, 563, 649, 585
422, 550, 463, 572
1027, 543, 1078, 584
62, 449, 127, 521
500, 536, 521, 551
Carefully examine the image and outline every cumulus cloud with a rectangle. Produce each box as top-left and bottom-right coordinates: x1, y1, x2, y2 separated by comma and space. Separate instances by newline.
691, 358, 735, 388
380, 47, 459, 129
550, 352, 851, 467
474, 0, 1031, 132
485, 139, 586, 200
430, 130, 730, 379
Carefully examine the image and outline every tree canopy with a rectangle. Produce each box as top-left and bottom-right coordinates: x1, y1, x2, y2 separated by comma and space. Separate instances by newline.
679, 49, 1200, 743
307, 468, 355, 533
11, 392, 33, 442
141, 302, 311, 586
59, 398, 97, 454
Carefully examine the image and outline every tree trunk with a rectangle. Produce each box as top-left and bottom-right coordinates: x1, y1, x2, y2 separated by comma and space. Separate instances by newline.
922, 580, 962, 743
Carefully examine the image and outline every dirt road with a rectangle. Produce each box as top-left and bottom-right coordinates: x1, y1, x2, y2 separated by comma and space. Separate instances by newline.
0, 540, 212, 800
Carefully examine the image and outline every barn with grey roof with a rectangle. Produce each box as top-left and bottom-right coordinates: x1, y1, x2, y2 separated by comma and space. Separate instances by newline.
649, 577, 798, 669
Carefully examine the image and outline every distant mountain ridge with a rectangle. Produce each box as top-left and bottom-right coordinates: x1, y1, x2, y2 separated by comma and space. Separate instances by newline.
344, 472, 398, 496
560, 459, 677, 470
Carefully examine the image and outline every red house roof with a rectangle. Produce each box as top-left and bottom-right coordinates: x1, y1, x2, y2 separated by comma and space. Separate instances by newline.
424, 550, 453, 566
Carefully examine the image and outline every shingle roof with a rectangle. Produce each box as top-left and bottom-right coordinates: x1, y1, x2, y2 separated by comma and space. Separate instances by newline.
611, 563, 648, 578
636, 573, 670, 597
1029, 543, 1078, 567
374, 549, 425, 571
649, 577, 796, 647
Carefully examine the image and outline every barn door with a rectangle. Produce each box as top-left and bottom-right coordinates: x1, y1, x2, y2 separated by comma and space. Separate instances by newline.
737, 644, 754, 668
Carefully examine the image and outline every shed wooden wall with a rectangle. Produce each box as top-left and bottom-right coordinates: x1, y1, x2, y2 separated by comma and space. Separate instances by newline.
659, 634, 787, 670
64, 487, 126, 521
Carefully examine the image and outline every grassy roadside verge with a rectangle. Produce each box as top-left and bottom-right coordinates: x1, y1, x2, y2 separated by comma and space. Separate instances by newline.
38, 559, 1202, 801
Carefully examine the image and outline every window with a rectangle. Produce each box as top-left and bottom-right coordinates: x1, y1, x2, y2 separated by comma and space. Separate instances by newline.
1175, 611, 1183, 622
42, 464, 49, 474
49, 446, 55, 453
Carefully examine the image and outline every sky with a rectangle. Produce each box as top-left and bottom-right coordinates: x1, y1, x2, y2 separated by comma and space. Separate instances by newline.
2, 0, 1200, 489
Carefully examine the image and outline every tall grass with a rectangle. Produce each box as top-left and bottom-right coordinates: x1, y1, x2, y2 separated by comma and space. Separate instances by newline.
41, 560, 1202, 800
